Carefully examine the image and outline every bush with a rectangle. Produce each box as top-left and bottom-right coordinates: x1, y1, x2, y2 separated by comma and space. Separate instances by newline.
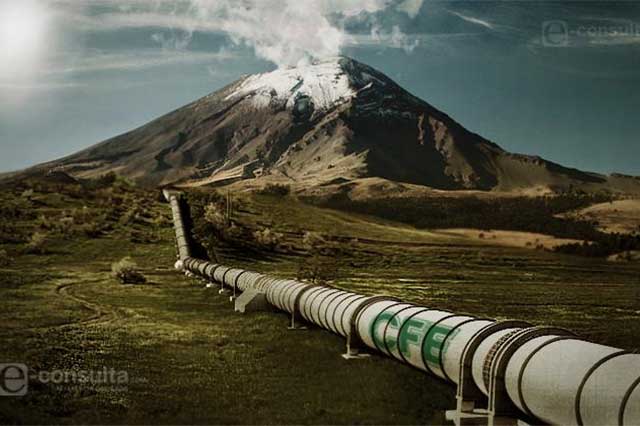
0, 249, 12, 267
24, 232, 49, 255
253, 228, 283, 250
111, 257, 146, 285
258, 184, 291, 197
204, 204, 227, 229
0, 224, 27, 244
127, 229, 157, 244
296, 255, 339, 285
80, 222, 104, 238
302, 231, 326, 251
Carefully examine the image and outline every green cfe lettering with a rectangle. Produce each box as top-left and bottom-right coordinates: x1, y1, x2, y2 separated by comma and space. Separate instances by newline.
398, 317, 431, 358
422, 324, 453, 366
375, 313, 462, 370
371, 311, 398, 350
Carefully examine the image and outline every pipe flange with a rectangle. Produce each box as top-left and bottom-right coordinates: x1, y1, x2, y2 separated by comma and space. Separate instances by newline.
457, 320, 531, 401
486, 326, 576, 416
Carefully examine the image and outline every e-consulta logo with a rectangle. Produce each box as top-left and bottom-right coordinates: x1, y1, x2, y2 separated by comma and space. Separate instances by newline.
0, 363, 131, 397
0, 364, 28, 396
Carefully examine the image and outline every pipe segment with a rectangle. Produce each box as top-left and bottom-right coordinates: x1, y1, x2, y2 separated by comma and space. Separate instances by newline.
166, 193, 640, 426
168, 194, 191, 261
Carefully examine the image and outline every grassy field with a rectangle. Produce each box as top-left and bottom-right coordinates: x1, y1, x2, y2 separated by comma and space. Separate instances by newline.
1, 181, 639, 425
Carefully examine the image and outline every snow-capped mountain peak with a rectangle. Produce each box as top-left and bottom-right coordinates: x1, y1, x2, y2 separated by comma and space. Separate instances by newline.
224, 57, 387, 112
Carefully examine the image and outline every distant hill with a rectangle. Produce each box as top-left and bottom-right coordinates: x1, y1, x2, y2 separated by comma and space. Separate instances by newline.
7, 56, 640, 195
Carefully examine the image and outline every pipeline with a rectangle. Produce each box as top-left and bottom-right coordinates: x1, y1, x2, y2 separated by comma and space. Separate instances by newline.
165, 191, 640, 426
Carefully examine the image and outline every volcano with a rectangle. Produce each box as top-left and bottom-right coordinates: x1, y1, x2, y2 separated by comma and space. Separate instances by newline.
12, 57, 640, 194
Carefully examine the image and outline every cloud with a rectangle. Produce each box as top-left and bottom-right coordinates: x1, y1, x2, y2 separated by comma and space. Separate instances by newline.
46, 49, 234, 74
369, 24, 420, 53
395, 0, 424, 19
0, 82, 86, 91
448, 10, 495, 30
53, 0, 427, 67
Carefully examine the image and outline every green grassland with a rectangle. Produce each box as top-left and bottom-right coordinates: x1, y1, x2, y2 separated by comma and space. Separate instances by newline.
1, 178, 639, 425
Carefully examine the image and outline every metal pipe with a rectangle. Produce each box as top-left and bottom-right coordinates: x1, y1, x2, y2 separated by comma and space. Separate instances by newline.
165, 190, 191, 263
166, 193, 640, 426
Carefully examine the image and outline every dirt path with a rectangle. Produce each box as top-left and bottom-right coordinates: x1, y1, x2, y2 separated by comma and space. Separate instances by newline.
54, 276, 121, 329
0, 273, 122, 338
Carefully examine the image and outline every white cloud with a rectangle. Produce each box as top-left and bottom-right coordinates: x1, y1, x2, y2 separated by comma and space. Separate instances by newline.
47, 49, 234, 74
395, 0, 424, 19
369, 23, 420, 53
448, 10, 494, 30
53, 0, 426, 67
0, 82, 86, 91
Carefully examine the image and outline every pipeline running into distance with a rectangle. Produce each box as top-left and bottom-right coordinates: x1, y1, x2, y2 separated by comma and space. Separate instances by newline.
166, 192, 640, 426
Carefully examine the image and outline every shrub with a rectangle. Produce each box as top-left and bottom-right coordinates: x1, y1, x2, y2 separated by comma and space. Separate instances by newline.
0, 224, 27, 244
302, 231, 326, 251
258, 184, 291, 197
296, 255, 339, 285
111, 257, 146, 285
204, 204, 227, 229
58, 217, 75, 238
152, 213, 173, 228
0, 249, 12, 267
253, 228, 283, 250
127, 229, 157, 244
80, 222, 104, 238
24, 232, 49, 255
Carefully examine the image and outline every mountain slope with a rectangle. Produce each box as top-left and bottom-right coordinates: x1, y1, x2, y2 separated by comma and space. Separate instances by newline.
12, 57, 640, 193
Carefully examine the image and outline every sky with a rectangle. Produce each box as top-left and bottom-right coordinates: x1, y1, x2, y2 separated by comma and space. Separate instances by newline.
1, 0, 639, 175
